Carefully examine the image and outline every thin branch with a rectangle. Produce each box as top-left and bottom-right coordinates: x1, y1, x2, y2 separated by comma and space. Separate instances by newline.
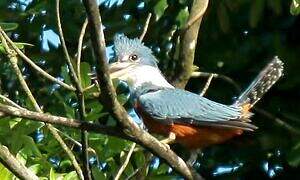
81, 0, 194, 179
139, 13, 152, 41
0, 94, 26, 110
192, 71, 241, 94
0, 145, 39, 180
171, 0, 209, 88
77, 18, 89, 83
199, 73, 214, 96
115, 143, 136, 180
56, 128, 97, 155
55, 0, 81, 89
0, 33, 84, 180
56, 1, 91, 178
254, 107, 300, 135
0, 27, 76, 91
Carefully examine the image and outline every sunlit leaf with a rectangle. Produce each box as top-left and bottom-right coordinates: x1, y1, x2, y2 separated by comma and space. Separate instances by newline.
63, 171, 79, 180
0, 162, 13, 180
80, 62, 92, 88
29, 164, 41, 174
0, 22, 18, 31
290, 0, 300, 15
154, 0, 168, 21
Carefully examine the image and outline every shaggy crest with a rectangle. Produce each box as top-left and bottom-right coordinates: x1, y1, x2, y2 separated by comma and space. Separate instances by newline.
114, 34, 158, 67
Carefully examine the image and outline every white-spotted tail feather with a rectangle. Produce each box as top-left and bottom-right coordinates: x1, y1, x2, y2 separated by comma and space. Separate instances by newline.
234, 56, 284, 108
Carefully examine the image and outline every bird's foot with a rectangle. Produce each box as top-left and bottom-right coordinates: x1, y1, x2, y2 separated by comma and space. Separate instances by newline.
187, 149, 202, 167
160, 132, 176, 149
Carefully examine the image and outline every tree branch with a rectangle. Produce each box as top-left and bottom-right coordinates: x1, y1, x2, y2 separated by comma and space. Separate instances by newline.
81, 0, 194, 179
0, 32, 84, 179
0, 145, 39, 180
171, 0, 209, 88
0, 104, 131, 141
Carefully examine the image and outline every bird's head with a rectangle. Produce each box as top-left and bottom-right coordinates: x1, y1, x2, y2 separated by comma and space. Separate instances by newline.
109, 35, 159, 78
109, 34, 172, 91
114, 34, 158, 66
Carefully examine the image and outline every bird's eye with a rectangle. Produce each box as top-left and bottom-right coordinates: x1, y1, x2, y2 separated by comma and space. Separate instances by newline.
129, 54, 138, 61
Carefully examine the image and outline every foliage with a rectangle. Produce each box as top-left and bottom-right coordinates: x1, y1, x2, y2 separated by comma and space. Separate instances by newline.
0, 0, 299, 179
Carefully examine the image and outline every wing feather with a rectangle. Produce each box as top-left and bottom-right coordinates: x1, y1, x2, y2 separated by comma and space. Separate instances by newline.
138, 89, 256, 130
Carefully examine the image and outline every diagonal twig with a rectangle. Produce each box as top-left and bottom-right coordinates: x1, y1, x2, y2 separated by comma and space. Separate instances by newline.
114, 143, 136, 180
139, 13, 152, 41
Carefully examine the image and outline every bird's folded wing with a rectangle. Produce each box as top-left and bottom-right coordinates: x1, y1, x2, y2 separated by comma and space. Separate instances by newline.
137, 89, 257, 131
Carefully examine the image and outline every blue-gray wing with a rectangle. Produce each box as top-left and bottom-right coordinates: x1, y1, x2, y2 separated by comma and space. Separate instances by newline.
137, 89, 257, 131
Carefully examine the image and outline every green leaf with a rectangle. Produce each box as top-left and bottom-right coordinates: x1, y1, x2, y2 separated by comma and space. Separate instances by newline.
154, 0, 168, 20
0, 22, 18, 31
157, 163, 169, 175
8, 117, 22, 129
176, 7, 189, 28
80, 62, 92, 88
0, 162, 13, 180
92, 167, 106, 179
29, 164, 41, 174
134, 151, 145, 167
61, 64, 72, 85
290, 0, 300, 15
85, 101, 103, 121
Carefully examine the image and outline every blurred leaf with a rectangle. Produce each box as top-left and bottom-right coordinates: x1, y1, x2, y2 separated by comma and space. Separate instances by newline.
85, 101, 103, 121
80, 62, 92, 88
156, 163, 169, 175
176, 7, 189, 28
133, 151, 145, 167
92, 166, 106, 179
16, 148, 28, 165
287, 142, 300, 167
29, 164, 41, 174
267, 0, 282, 15
290, 0, 300, 15
218, 2, 230, 33
250, 0, 265, 27
61, 64, 72, 85
0, 22, 18, 31
8, 117, 22, 129
154, 0, 168, 20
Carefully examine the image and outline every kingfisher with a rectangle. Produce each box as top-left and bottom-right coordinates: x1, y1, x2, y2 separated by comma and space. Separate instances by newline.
109, 35, 284, 150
